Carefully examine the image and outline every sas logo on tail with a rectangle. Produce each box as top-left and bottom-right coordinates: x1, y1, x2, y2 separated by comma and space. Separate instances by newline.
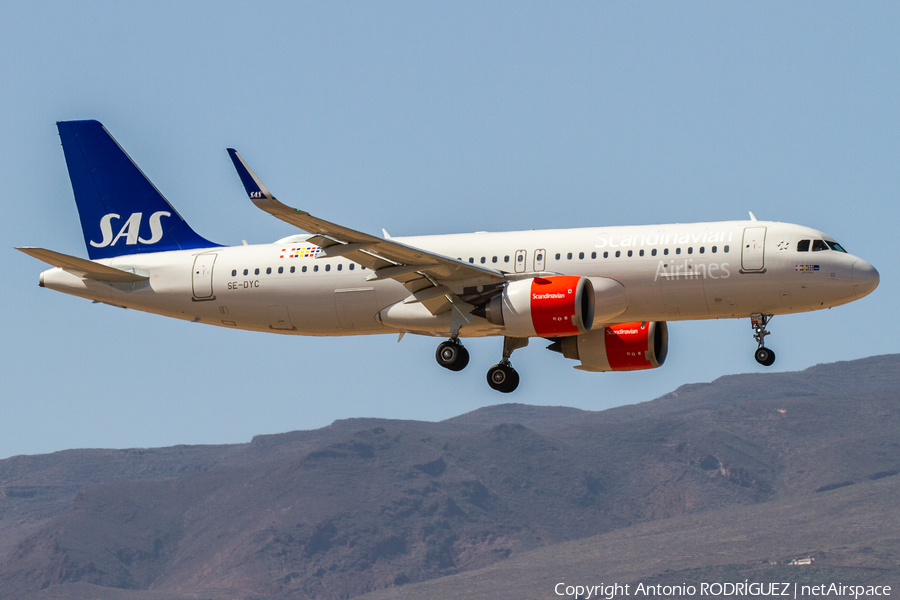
91, 211, 171, 248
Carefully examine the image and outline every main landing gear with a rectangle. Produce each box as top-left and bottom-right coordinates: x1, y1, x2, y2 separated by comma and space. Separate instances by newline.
434, 336, 527, 393
751, 313, 776, 367
486, 337, 528, 394
435, 338, 469, 371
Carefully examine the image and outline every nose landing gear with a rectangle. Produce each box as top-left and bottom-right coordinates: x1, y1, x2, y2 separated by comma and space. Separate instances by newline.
435, 338, 469, 371
751, 313, 776, 366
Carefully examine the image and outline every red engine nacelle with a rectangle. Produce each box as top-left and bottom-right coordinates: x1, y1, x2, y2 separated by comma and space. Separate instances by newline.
477, 276, 595, 337
550, 321, 668, 371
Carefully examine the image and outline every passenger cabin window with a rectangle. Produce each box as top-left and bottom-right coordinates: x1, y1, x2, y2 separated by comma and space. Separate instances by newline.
591, 251, 596, 259
325, 264, 331, 271
337, 264, 342, 271
555, 253, 561, 260
797, 239, 810, 252
651, 249, 657, 256
812, 239, 829, 252
349, 264, 355, 270
639, 249, 644, 257
302, 266, 307, 272
627, 250, 633, 257
290, 266, 295, 273
504, 256, 510, 263
278, 266, 283, 274
254, 268, 260, 275
231, 269, 237, 277
266, 267, 272, 274
243, 269, 248, 276
567, 252, 573, 260
615, 250, 621, 258
578, 252, 584, 259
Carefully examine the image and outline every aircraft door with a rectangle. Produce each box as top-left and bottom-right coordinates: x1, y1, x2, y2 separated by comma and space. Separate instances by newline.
192, 253, 217, 300
534, 249, 546, 272
515, 249, 527, 273
741, 227, 767, 272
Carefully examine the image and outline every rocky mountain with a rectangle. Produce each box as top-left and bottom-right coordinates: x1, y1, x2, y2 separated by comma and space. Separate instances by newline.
0, 354, 897, 599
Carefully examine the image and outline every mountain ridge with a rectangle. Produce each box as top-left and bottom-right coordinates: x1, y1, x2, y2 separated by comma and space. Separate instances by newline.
0, 354, 897, 599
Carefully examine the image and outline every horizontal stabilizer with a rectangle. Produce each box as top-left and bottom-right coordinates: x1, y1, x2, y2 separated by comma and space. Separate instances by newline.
16, 247, 149, 283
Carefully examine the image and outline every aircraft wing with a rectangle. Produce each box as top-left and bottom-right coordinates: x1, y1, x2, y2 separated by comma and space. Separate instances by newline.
16, 247, 149, 283
227, 149, 507, 314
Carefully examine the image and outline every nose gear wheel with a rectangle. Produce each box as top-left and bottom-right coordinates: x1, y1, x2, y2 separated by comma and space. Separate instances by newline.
754, 346, 776, 367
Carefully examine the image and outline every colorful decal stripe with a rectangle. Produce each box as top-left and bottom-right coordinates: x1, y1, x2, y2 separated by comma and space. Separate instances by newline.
279, 246, 321, 259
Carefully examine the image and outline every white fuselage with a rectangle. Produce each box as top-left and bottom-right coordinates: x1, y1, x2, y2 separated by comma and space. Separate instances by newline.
39, 220, 877, 338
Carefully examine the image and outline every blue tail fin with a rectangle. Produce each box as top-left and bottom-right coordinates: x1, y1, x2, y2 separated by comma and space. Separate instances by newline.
57, 120, 219, 259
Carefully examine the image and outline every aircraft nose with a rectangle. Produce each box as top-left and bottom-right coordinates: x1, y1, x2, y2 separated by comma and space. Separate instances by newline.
851, 259, 879, 299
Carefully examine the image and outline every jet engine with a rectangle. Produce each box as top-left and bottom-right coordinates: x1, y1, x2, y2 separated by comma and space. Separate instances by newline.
474, 276, 595, 337
548, 321, 668, 371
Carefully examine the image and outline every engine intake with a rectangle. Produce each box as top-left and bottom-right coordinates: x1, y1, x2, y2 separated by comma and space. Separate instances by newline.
475, 276, 595, 338
548, 321, 668, 372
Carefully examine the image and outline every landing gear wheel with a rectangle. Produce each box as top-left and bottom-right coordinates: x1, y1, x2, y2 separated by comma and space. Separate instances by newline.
486, 363, 519, 393
754, 347, 776, 367
750, 314, 776, 367
436, 341, 469, 371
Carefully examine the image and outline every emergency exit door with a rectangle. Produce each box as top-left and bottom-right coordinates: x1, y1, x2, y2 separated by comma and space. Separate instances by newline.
534, 249, 546, 271
515, 249, 527, 273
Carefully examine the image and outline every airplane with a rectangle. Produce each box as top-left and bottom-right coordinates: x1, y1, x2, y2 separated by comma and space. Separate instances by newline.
18, 120, 880, 393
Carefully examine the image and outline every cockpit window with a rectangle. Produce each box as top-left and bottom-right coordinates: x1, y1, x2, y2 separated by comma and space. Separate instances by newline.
797, 240, 810, 252
811, 239, 829, 252
827, 241, 848, 253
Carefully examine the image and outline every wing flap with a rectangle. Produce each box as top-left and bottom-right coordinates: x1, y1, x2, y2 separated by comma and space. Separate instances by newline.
17, 247, 150, 283
227, 148, 505, 285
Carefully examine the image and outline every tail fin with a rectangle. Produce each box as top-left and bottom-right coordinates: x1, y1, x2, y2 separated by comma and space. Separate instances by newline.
57, 120, 219, 259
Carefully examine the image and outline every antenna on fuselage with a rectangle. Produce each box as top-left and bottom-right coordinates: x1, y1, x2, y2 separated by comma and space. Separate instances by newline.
749, 211, 758, 221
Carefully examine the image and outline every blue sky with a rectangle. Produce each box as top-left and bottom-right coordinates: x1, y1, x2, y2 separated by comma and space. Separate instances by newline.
2, 2, 896, 459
